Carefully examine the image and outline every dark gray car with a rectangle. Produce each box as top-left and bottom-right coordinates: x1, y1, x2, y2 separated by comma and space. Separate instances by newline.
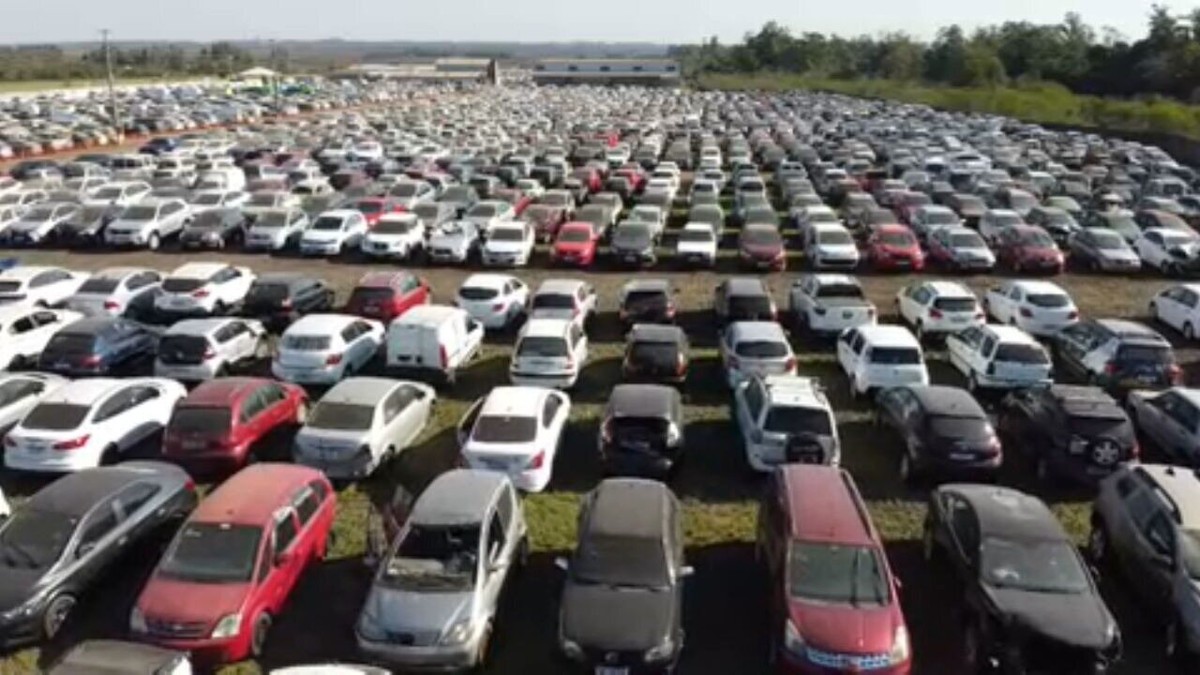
598, 385, 686, 479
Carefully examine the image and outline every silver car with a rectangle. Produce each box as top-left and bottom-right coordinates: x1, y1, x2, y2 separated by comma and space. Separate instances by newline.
356, 470, 528, 671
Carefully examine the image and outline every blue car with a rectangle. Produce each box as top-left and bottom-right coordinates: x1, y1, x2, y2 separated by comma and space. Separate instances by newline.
138, 137, 179, 156
38, 317, 160, 377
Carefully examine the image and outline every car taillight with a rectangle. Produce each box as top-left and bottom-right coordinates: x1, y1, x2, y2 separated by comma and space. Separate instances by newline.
202, 346, 216, 360
192, 289, 210, 299
82, 354, 101, 366
1020, 307, 1033, 318
1169, 364, 1183, 384
1131, 441, 1141, 461
184, 477, 196, 492
280, 298, 293, 309
676, 353, 687, 375
1104, 362, 1118, 376
785, 357, 797, 372
103, 300, 119, 311
325, 353, 343, 365
439, 344, 448, 369
929, 308, 943, 319
3, 437, 14, 448
1067, 310, 1079, 320
666, 304, 676, 318
54, 435, 90, 451
528, 451, 545, 469
600, 419, 613, 442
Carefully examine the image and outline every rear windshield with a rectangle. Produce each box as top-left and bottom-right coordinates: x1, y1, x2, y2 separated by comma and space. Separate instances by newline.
532, 293, 575, 310
348, 287, 394, 305
170, 407, 232, 434
950, 232, 985, 248
162, 278, 204, 293
994, 343, 1049, 364
517, 336, 569, 357
247, 283, 290, 302
308, 402, 374, 430
23, 403, 89, 430
1116, 344, 1172, 365
869, 347, 921, 365
625, 290, 669, 309
929, 415, 991, 439
933, 297, 976, 312
630, 341, 678, 364
815, 284, 864, 300
472, 415, 537, 443
282, 335, 331, 351
0, 281, 23, 294
789, 542, 890, 605
1026, 294, 1070, 309
373, 219, 416, 234
878, 231, 915, 247
734, 340, 789, 359
1067, 413, 1131, 438
458, 286, 498, 301
160, 334, 208, 358
45, 333, 96, 354
158, 523, 261, 583
764, 406, 833, 435
728, 296, 772, 316
78, 278, 119, 294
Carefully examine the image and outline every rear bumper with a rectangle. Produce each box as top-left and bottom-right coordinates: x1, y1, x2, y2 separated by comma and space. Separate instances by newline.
155, 361, 221, 381
510, 370, 578, 389
272, 362, 344, 385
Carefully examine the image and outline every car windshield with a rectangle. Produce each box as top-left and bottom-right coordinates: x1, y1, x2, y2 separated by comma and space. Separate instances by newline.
255, 211, 290, 227
192, 194, 222, 206
22, 403, 88, 430
121, 205, 157, 221
744, 228, 782, 246
734, 339, 788, 359
532, 293, 574, 310
390, 183, 420, 198
373, 218, 415, 234
190, 211, 227, 229
788, 542, 890, 605
469, 204, 498, 218
1091, 231, 1127, 249
517, 336, 568, 357
878, 231, 915, 247
382, 524, 481, 592
78, 277, 120, 294
170, 406, 232, 435
0, 509, 76, 569
925, 211, 959, 225
994, 343, 1049, 364
472, 414, 538, 443
764, 406, 833, 435
574, 534, 670, 588
490, 227, 525, 242
817, 230, 854, 246
981, 537, 1090, 594
308, 402, 374, 430
679, 229, 713, 243
312, 216, 345, 231
355, 201, 383, 214
1017, 231, 1056, 247
614, 226, 651, 246
247, 193, 278, 207
950, 232, 986, 248
162, 277, 204, 293
158, 523, 261, 583
558, 228, 591, 243
1026, 293, 1070, 309
869, 347, 921, 365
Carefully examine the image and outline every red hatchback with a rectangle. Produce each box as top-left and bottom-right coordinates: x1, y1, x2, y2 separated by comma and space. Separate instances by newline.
758, 465, 911, 674
131, 463, 335, 665
163, 378, 308, 475
350, 197, 405, 227
551, 221, 599, 267
866, 224, 925, 272
995, 224, 1064, 274
344, 270, 430, 323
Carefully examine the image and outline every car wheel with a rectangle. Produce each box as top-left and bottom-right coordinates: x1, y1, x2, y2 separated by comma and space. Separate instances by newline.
1166, 615, 1182, 661
214, 301, 227, 316
914, 321, 925, 342
1187, 323, 1195, 341
1036, 456, 1053, 483
1087, 521, 1109, 566
250, 612, 272, 657
43, 594, 75, 640
517, 535, 530, 568
899, 451, 916, 485
921, 519, 936, 562
473, 622, 492, 671
147, 232, 161, 251
100, 444, 119, 466
968, 373, 979, 392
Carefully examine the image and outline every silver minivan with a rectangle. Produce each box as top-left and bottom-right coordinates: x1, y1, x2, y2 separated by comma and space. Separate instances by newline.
356, 470, 528, 671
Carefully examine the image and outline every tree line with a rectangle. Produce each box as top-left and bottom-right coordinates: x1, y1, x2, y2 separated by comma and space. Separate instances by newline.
0, 42, 286, 81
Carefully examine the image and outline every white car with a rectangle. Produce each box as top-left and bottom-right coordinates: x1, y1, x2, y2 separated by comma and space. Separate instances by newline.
788, 274, 877, 336
293, 377, 435, 479
154, 317, 269, 381
895, 280, 984, 340
84, 181, 151, 208
242, 190, 301, 221
4, 377, 187, 473
946, 324, 1054, 392
675, 223, 718, 267
6, 202, 79, 244
1151, 283, 1200, 340
1134, 227, 1200, 273
455, 273, 528, 330
836, 324, 930, 399
979, 208, 1025, 244
0, 372, 68, 435
803, 222, 861, 270
154, 263, 255, 318
360, 213, 425, 260
386, 180, 437, 210
719, 320, 797, 388
0, 266, 88, 308
509, 317, 588, 389
190, 189, 249, 210
427, 220, 482, 264
104, 198, 191, 249
272, 314, 384, 385
65, 267, 163, 318
733, 374, 840, 471
457, 386, 571, 492
481, 221, 535, 267
300, 209, 369, 256
464, 200, 516, 233
244, 208, 310, 251
983, 280, 1079, 337
627, 204, 667, 240
0, 306, 82, 369
528, 279, 597, 322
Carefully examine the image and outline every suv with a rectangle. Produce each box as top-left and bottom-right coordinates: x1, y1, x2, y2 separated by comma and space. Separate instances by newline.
998, 384, 1136, 484
344, 271, 430, 325
1090, 464, 1200, 663
757, 465, 911, 674
240, 274, 336, 330
895, 281, 984, 342
714, 277, 777, 325
734, 374, 839, 471
1052, 318, 1180, 394
598, 384, 686, 479
788, 274, 876, 337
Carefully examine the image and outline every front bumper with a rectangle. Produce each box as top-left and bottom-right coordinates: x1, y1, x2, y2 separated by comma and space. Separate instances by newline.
299, 242, 341, 256
510, 370, 578, 389
974, 373, 1054, 390
133, 632, 249, 666
357, 633, 477, 672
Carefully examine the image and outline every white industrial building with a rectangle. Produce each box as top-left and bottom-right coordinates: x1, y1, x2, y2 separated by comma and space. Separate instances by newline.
532, 59, 681, 87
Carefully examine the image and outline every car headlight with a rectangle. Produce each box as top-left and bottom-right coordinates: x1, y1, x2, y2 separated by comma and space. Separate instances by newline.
210, 612, 242, 639
129, 607, 146, 633
357, 610, 387, 641
889, 625, 911, 665
644, 637, 675, 662
560, 636, 583, 659
783, 618, 805, 655
441, 618, 473, 646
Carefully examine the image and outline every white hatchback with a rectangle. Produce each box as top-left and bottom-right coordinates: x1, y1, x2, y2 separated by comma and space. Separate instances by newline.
272, 314, 384, 385
836, 324, 929, 399
984, 280, 1079, 337
154, 262, 255, 317
455, 274, 529, 330
509, 318, 588, 389
947, 324, 1054, 392
457, 386, 571, 492
154, 317, 269, 382
0, 306, 82, 369
0, 266, 88, 308
896, 280, 984, 340
65, 267, 163, 318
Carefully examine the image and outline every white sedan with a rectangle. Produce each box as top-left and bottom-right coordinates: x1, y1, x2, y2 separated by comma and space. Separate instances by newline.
455, 273, 529, 330
299, 209, 369, 256
457, 385, 571, 492
272, 314, 384, 385
153, 263, 255, 318
0, 266, 88, 308
0, 372, 69, 434
983, 280, 1079, 337
65, 267, 163, 318
1150, 283, 1200, 340
0, 306, 82, 369
4, 377, 187, 473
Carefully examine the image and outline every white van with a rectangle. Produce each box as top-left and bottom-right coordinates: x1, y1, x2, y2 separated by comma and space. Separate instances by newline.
386, 305, 484, 386
836, 324, 929, 399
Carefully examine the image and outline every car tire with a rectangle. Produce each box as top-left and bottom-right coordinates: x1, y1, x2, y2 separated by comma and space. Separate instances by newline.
250, 612, 272, 658
43, 593, 75, 640
914, 321, 925, 342
921, 518, 936, 562
1036, 456, 1053, 484
472, 622, 492, 671
444, 368, 457, 387
100, 444, 119, 466
1186, 323, 1195, 341
147, 232, 160, 251
848, 376, 860, 401
967, 373, 980, 392
1087, 520, 1110, 567
254, 337, 270, 360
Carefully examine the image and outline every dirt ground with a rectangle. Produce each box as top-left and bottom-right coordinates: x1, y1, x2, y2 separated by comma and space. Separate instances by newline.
0, 238, 1187, 675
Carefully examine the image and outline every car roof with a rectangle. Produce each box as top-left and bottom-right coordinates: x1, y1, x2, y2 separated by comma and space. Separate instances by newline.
942, 484, 1067, 542
43, 377, 128, 405
857, 324, 920, 346
780, 465, 874, 545
1006, 279, 1067, 295
192, 463, 322, 526
285, 313, 360, 334
33, 463, 180, 518
804, 273, 858, 286
317, 208, 360, 219
395, 304, 463, 325
1133, 465, 1200, 530
356, 270, 408, 288
461, 273, 515, 290
410, 469, 508, 527
536, 278, 585, 294
585, 478, 671, 540
924, 280, 974, 297
983, 324, 1040, 344
609, 384, 679, 418
481, 386, 548, 416
319, 377, 400, 405
723, 277, 769, 295
628, 323, 685, 343
761, 375, 827, 408
909, 385, 986, 417
728, 321, 788, 341
1093, 319, 1168, 343
168, 262, 228, 279
181, 377, 272, 407
1, 265, 64, 280
93, 266, 151, 280
622, 278, 671, 293
521, 317, 573, 338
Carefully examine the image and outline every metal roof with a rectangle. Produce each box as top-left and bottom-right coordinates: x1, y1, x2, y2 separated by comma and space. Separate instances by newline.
192, 462, 322, 526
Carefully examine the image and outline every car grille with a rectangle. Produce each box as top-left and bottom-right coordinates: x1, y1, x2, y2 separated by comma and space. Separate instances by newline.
804, 646, 894, 671
385, 629, 440, 646
147, 618, 209, 639
1021, 637, 1107, 674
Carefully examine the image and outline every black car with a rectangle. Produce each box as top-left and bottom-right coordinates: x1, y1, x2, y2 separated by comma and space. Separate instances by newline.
240, 273, 336, 331
714, 277, 777, 325
48, 640, 191, 675
55, 204, 122, 247
619, 279, 676, 327
177, 208, 246, 250
923, 484, 1121, 674
599, 385, 686, 479
875, 385, 1002, 483
0, 463, 196, 649
38, 317, 160, 377
997, 385, 1136, 485
611, 223, 657, 268
623, 324, 689, 384
557, 479, 689, 673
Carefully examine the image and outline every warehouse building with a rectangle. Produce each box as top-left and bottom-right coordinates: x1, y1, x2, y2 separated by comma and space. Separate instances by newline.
532, 59, 681, 87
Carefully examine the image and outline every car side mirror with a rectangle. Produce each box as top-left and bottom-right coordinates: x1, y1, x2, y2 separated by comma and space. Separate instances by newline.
554, 557, 569, 571
275, 551, 292, 567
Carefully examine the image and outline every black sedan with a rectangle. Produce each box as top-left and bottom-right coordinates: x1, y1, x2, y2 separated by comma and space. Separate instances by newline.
240, 273, 336, 331
923, 484, 1121, 674
37, 317, 160, 377
0, 462, 196, 649
598, 384, 686, 479
178, 207, 247, 250
622, 324, 690, 384
875, 385, 1002, 483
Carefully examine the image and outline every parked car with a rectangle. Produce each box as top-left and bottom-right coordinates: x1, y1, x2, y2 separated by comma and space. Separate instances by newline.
356, 470, 527, 671
551, 221, 599, 267
674, 222, 718, 267
757, 464, 911, 674
623, 323, 689, 384
0, 463, 196, 648
1134, 227, 1200, 275
734, 374, 839, 471
876, 384, 1001, 482
528, 278, 596, 323
618, 279, 677, 327
344, 271, 430, 325
923, 484, 1121, 673
802, 222, 860, 271
163, 377, 308, 475
610, 221, 658, 268
271, 314, 384, 386
1052, 318, 1179, 394
104, 198, 190, 250
787, 274, 876, 338
983, 280, 1079, 337
1150, 283, 1200, 340
865, 223, 924, 272
598, 384, 685, 479
481, 221, 535, 267
1068, 227, 1142, 273
154, 262, 255, 320
65, 267, 162, 319
454, 273, 528, 331
509, 317, 588, 390
5, 377, 187, 472
837, 324, 929, 399
925, 225, 996, 272
0, 372, 68, 436
56, 203, 122, 246
739, 223, 788, 271
131, 464, 336, 664
294, 377, 434, 479
714, 277, 777, 325
299, 209, 368, 256
720, 320, 797, 388
1125, 386, 1200, 465
154, 318, 269, 382
240, 274, 336, 330
6, 202, 79, 245
178, 208, 246, 250
0, 265, 88, 308
0, 306, 81, 369
555, 479, 689, 673
993, 224, 1064, 274
38, 316, 160, 376
946, 324, 1053, 392
243, 208, 310, 251
48, 641, 192, 675
360, 213, 426, 261
386, 305, 484, 386
427, 220, 482, 265
457, 386, 571, 492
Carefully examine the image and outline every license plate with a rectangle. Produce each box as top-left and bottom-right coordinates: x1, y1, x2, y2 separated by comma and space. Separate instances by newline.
950, 316, 968, 323
842, 311, 853, 319
183, 439, 206, 451
482, 459, 508, 471
624, 255, 638, 263
596, 668, 628, 675
949, 452, 975, 461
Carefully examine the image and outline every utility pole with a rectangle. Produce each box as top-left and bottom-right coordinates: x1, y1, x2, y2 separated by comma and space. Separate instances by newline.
101, 29, 123, 141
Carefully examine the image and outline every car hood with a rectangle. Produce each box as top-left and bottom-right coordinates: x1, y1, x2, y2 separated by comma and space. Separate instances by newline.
107, 218, 150, 231
1098, 249, 1138, 260
677, 240, 716, 253
303, 230, 343, 243
561, 582, 675, 651
139, 578, 250, 623
0, 567, 46, 613
789, 600, 898, 654
555, 242, 593, 254
985, 586, 1115, 650
362, 585, 473, 635
742, 243, 782, 256
430, 233, 468, 248
484, 240, 527, 253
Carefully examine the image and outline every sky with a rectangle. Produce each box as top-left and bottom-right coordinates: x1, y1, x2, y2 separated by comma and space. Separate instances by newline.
1, 0, 1189, 44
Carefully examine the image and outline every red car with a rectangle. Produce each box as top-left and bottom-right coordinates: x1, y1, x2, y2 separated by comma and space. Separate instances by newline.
738, 224, 787, 271
866, 224, 925, 271
523, 203, 568, 242
344, 270, 430, 323
551, 221, 600, 267
896, 191, 933, 225
349, 197, 405, 227
615, 166, 647, 193
131, 463, 336, 665
994, 224, 1064, 274
492, 188, 532, 217
163, 377, 308, 475
571, 167, 603, 194
758, 465, 911, 674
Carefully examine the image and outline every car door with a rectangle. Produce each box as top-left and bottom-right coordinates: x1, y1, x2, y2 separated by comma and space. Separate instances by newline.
1133, 510, 1178, 604
266, 508, 305, 611
1163, 394, 1200, 462
1053, 323, 1093, 379
943, 494, 982, 584
119, 385, 168, 447
946, 326, 982, 375
734, 378, 766, 443
479, 506, 511, 617
541, 391, 569, 452
1178, 288, 1200, 333
70, 496, 127, 580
